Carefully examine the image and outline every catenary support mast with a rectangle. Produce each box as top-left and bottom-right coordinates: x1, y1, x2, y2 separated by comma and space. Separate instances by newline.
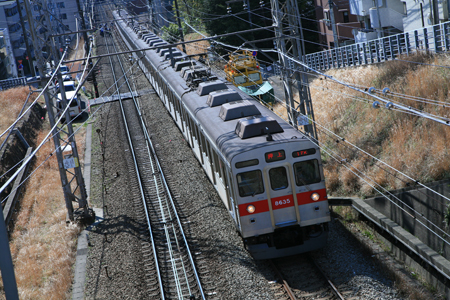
270, 0, 317, 139
23, 0, 90, 221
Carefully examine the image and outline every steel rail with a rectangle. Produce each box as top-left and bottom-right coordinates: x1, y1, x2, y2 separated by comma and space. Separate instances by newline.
101, 8, 166, 298
114, 17, 206, 300
108, 7, 205, 299
269, 260, 297, 300
110, 24, 189, 299
309, 255, 346, 300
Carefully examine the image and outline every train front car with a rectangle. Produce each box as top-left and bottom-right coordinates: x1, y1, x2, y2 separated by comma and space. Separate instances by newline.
231, 136, 330, 260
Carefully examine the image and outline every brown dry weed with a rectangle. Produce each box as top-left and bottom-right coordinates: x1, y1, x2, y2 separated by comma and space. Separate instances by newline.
0, 87, 32, 145
310, 54, 450, 196
0, 102, 84, 299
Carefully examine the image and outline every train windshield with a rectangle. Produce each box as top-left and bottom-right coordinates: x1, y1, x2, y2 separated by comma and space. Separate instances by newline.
248, 72, 261, 82
237, 170, 264, 197
269, 167, 288, 190
234, 75, 246, 84
293, 159, 321, 186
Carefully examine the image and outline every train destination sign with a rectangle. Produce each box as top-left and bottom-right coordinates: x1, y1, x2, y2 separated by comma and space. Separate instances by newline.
265, 150, 285, 162
292, 148, 316, 158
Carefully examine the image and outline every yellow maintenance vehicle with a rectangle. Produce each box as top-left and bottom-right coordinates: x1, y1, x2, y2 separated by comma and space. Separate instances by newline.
224, 50, 274, 105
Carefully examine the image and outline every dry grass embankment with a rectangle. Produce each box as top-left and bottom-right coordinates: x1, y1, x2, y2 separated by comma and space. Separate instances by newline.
0, 89, 86, 298
182, 32, 211, 59
0, 87, 32, 145
0, 121, 85, 300
310, 53, 450, 196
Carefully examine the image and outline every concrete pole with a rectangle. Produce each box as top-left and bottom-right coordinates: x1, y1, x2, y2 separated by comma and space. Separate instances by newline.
16, 0, 35, 76
173, 0, 186, 53
328, 0, 339, 48
0, 218, 19, 300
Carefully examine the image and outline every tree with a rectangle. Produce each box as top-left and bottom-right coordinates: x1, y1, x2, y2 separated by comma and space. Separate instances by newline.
202, 0, 319, 56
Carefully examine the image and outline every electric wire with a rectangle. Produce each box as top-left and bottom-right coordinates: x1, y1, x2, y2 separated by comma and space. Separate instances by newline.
1, 37, 145, 205
0, 52, 69, 140
0, 42, 93, 196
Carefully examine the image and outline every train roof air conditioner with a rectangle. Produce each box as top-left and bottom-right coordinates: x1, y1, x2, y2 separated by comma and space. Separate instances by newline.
235, 116, 283, 139
219, 100, 260, 121
197, 80, 227, 96
207, 90, 241, 107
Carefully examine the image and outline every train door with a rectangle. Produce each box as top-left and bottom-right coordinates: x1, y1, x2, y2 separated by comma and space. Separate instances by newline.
263, 162, 300, 228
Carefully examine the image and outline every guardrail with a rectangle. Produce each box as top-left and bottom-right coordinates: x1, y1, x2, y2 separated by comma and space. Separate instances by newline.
304, 21, 450, 71
0, 77, 27, 91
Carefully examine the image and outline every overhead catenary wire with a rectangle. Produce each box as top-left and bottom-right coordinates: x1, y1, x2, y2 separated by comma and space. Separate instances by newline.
1, 46, 144, 205
0, 53, 69, 140
183, 20, 450, 218
0, 41, 95, 197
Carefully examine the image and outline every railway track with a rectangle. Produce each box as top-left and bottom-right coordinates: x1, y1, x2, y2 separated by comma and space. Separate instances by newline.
98, 7, 205, 299
269, 254, 356, 300
85, 6, 414, 300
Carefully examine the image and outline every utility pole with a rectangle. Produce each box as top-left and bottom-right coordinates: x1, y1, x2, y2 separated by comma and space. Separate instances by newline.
23, 0, 90, 221
328, 0, 339, 48
76, 0, 99, 98
16, 0, 35, 76
270, 0, 317, 139
173, 0, 186, 53
0, 215, 19, 299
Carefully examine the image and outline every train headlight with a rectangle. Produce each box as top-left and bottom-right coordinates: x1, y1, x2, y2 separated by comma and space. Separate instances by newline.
246, 205, 256, 214
311, 192, 320, 201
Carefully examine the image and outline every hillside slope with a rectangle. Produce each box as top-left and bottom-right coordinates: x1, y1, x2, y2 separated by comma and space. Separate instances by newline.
309, 53, 450, 197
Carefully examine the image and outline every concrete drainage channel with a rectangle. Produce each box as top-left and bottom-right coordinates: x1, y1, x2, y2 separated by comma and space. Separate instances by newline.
329, 182, 450, 299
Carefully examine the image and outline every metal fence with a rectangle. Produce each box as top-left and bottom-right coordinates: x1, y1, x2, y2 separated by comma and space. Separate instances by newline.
0, 77, 27, 91
304, 21, 450, 71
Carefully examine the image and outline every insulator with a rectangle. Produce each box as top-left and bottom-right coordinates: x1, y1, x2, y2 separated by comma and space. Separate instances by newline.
382, 87, 390, 95
227, 6, 232, 13
259, 0, 265, 7
368, 87, 375, 93
372, 101, 380, 109
385, 102, 394, 109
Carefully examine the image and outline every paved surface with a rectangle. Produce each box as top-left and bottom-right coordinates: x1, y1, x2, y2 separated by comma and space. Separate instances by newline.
72, 123, 103, 300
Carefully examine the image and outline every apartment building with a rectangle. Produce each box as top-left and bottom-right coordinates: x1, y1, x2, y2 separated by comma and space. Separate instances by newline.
315, 0, 450, 48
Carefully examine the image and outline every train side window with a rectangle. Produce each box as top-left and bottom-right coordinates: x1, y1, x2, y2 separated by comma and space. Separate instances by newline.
293, 159, 321, 186
236, 170, 264, 197
269, 167, 288, 190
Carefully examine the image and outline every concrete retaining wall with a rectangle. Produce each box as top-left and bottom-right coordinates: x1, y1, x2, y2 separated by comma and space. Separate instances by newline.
365, 180, 450, 260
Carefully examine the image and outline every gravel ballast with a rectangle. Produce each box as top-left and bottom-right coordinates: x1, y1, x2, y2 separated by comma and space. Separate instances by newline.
82, 23, 434, 299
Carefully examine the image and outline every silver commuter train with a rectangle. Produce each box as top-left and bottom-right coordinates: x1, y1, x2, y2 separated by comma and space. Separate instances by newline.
115, 12, 331, 259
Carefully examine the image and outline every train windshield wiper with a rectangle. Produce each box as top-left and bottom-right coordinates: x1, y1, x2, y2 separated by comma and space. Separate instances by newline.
296, 176, 312, 191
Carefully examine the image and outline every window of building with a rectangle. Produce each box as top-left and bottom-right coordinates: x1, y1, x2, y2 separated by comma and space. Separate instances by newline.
5, 6, 18, 17
57, 2, 65, 8
12, 40, 21, 48
402, 2, 407, 15
343, 11, 349, 23
8, 24, 21, 33
60, 13, 67, 19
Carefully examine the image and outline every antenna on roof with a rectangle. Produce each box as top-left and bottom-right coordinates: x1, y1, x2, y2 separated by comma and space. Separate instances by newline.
266, 127, 273, 141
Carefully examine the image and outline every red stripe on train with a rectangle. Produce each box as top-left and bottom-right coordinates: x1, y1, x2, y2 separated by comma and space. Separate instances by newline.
238, 188, 327, 217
